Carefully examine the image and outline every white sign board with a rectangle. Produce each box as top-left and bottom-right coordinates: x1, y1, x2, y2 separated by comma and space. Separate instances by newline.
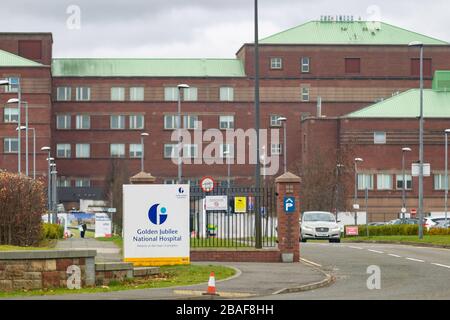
123, 184, 190, 266
205, 195, 228, 211
95, 213, 112, 238
412, 163, 431, 177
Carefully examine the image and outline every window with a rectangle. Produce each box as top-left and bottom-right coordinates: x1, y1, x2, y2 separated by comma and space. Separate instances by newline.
220, 87, 234, 101
271, 143, 282, 155
357, 174, 374, 190
396, 174, 412, 190
76, 87, 91, 101
164, 87, 178, 101
377, 174, 393, 190
110, 144, 125, 158
219, 115, 234, 129
3, 138, 18, 153
75, 178, 90, 188
270, 115, 282, 127
57, 177, 71, 187
164, 144, 178, 158
111, 87, 125, 101
164, 179, 177, 184
411, 58, 432, 77
183, 115, 198, 129
129, 144, 143, 158
301, 87, 310, 102
301, 57, 310, 73
183, 87, 198, 101
130, 87, 144, 101
270, 58, 282, 69
374, 132, 386, 144
75, 144, 90, 158
110, 115, 125, 129
75, 115, 90, 129
4, 108, 19, 123
220, 144, 234, 158
56, 87, 72, 101
4, 77, 19, 93
129, 115, 144, 129
183, 144, 198, 158
434, 174, 449, 190
57, 114, 71, 129
345, 58, 361, 74
164, 115, 179, 129
56, 144, 71, 158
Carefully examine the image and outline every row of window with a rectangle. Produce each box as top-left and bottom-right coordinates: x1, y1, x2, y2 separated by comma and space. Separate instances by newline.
57, 177, 91, 188
270, 57, 310, 72
357, 173, 450, 191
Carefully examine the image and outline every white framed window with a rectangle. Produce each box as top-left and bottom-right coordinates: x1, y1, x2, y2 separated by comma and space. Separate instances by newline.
56, 144, 71, 158
164, 179, 177, 184
377, 174, 393, 190
110, 144, 125, 158
3, 138, 18, 153
358, 174, 374, 190
164, 115, 179, 129
270, 58, 282, 69
129, 115, 144, 129
183, 144, 198, 158
164, 87, 178, 101
270, 115, 283, 127
110, 115, 125, 129
301, 57, 310, 73
4, 77, 19, 93
75, 144, 90, 158
219, 115, 234, 129
130, 87, 144, 101
56, 87, 72, 101
164, 144, 178, 158
129, 144, 143, 158
219, 87, 234, 101
111, 87, 125, 101
374, 132, 386, 144
183, 87, 198, 101
76, 87, 91, 101
271, 143, 282, 155
57, 114, 71, 129
434, 174, 450, 190
396, 174, 412, 190
75, 178, 90, 187
183, 115, 199, 129
75, 115, 90, 129
301, 87, 310, 102
220, 144, 234, 158
57, 177, 71, 187
4, 108, 19, 123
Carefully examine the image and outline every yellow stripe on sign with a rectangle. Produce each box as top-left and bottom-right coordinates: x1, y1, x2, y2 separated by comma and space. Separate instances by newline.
124, 257, 190, 266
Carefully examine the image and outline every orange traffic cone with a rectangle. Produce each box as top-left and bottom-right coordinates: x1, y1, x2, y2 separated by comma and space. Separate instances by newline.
203, 271, 219, 296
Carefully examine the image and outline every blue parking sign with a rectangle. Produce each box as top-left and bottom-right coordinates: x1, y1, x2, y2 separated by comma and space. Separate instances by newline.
284, 197, 295, 213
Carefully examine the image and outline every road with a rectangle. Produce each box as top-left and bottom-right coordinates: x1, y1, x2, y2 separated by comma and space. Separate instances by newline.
254, 242, 450, 300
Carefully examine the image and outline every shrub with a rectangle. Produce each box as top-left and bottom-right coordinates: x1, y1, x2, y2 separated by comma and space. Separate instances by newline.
353, 224, 420, 237
41, 223, 64, 240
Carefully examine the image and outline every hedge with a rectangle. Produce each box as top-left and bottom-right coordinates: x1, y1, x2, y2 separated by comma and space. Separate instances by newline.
41, 223, 64, 240
353, 224, 450, 237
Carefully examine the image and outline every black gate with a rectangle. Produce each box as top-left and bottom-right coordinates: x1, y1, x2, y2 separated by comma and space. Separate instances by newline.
189, 186, 277, 248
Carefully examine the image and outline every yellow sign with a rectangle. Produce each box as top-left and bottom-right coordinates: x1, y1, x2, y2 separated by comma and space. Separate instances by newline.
234, 197, 247, 213
124, 257, 190, 267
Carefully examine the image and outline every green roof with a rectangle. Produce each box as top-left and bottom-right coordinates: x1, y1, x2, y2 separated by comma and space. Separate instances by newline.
260, 21, 448, 45
0, 49, 43, 67
52, 58, 246, 77
346, 89, 450, 118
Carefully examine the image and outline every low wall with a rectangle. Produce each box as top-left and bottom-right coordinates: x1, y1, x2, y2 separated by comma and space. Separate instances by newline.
191, 249, 281, 262
95, 262, 133, 286
0, 250, 96, 291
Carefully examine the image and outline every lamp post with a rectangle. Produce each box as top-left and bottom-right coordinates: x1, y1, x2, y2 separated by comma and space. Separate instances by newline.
50, 163, 57, 224
445, 129, 450, 225
401, 147, 412, 220
354, 158, 364, 225
277, 117, 287, 173
335, 164, 345, 215
30, 128, 36, 179
41, 146, 52, 222
140, 132, 149, 172
409, 40, 424, 239
6, 96, 23, 174
177, 84, 189, 184
9, 100, 29, 176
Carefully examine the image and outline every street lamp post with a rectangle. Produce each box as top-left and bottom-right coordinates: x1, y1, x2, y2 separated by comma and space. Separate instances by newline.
335, 164, 345, 215
354, 158, 364, 225
140, 132, 149, 172
50, 163, 57, 224
7, 96, 23, 174
41, 146, 51, 222
277, 117, 287, 173
30, 128, 36, 179
445, 129, 450, 225
177, 84, 189, 184
402, 147, 412, 220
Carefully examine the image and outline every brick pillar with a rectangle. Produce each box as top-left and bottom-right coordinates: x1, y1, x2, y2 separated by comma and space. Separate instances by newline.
129, 171, 156, 184
275, 172, 301, 262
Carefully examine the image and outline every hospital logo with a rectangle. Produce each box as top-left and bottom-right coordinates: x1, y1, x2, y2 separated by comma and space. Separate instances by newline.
148, 203, 168, 225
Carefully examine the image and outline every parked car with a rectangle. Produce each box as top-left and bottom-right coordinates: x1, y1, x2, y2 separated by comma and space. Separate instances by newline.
432, 220, 450, 229
424, 217, 449, 231
300, 211, 341, 243
368, 222, 386, 226
387, 218, 418, 225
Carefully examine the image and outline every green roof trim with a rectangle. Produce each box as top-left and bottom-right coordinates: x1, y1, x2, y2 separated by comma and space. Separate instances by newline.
52, 58, 246, 77
0, 49, 43, 67
260, 21, 448, 45
345, 89, 450, 118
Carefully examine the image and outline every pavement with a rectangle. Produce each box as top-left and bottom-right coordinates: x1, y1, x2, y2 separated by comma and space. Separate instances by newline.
55, 237, 121, 262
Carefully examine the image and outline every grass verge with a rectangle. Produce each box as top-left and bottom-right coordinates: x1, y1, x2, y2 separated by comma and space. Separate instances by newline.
0, 264, 236, 298
0, 240, 57, 251
342, 235, 450, 246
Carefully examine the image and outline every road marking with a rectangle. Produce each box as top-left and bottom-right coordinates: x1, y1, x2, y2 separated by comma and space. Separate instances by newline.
368, 249, 384, 254
406, 258, 425, 263
300, 258, 322, 268
431, 263, 450, 269
388, 254, 402, 258
348, 246, 363, 250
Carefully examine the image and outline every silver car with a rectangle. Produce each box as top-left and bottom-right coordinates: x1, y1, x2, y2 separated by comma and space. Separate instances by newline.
300, 211, 341, 243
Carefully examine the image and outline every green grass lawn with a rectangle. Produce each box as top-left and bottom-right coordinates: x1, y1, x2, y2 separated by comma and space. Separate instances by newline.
0, 264, 236, 298
343, 235, 450, 246
0, 239, 57, 251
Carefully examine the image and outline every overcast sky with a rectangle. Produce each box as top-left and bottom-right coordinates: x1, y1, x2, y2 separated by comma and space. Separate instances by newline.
1, 0, 449, 58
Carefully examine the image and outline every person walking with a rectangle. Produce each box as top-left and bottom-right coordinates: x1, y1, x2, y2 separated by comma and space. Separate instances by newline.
82, 223, 87, 238
79, 223, 86, 238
